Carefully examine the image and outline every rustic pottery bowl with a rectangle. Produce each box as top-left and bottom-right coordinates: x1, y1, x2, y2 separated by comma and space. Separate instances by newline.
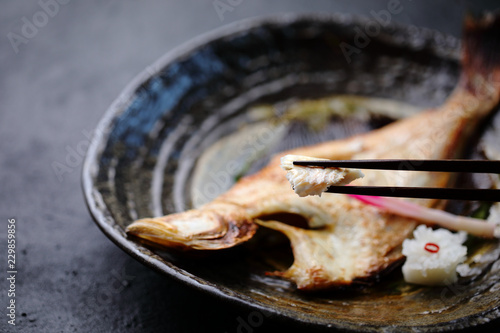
82, 13, 500, 332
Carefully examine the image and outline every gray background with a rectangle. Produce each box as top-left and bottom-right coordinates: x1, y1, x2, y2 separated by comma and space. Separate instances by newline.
1, 1, 499, 332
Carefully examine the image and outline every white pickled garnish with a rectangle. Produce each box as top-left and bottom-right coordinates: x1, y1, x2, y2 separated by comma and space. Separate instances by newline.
487, 203, 500, 238
402, 225, 467, 286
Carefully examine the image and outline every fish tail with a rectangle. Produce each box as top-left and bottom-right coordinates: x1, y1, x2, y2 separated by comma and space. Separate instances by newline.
459, 12, 500, 96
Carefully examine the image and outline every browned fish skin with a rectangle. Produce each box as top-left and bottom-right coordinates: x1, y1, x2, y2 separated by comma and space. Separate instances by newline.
127, 15, 500, 289
126, 202, 257, 250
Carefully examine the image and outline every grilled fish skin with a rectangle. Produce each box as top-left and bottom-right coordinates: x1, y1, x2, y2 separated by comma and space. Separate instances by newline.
127, 14, 500, 289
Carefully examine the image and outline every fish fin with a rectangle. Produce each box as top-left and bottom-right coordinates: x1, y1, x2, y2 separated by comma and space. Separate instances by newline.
460, 12, 500, 94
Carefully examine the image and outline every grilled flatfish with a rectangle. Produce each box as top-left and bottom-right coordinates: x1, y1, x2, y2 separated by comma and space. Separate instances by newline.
127, 15, 500, 290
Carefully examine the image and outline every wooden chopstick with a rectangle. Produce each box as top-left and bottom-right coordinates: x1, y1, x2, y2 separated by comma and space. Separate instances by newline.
292, 159, 500, 174
326, 186, 500, 201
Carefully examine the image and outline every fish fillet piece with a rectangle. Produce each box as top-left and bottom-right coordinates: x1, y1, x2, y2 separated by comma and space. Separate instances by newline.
127, 15, 500, 289
281, 154, 364, 197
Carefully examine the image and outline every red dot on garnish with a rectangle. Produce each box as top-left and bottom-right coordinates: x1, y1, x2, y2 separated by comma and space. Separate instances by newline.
424, 242, 440, 253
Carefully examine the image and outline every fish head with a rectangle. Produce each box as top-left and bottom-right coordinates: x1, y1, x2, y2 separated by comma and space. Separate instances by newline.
126, 202, 257, 250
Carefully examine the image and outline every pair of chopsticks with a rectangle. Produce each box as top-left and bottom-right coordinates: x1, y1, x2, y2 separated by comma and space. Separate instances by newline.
292, 159, 500, 201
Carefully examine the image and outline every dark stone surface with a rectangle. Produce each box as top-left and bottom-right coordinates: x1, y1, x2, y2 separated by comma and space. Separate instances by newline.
1, 1, 499, 332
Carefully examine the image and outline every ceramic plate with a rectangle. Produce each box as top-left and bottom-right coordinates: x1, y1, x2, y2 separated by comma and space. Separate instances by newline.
82, 13, 500, 332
